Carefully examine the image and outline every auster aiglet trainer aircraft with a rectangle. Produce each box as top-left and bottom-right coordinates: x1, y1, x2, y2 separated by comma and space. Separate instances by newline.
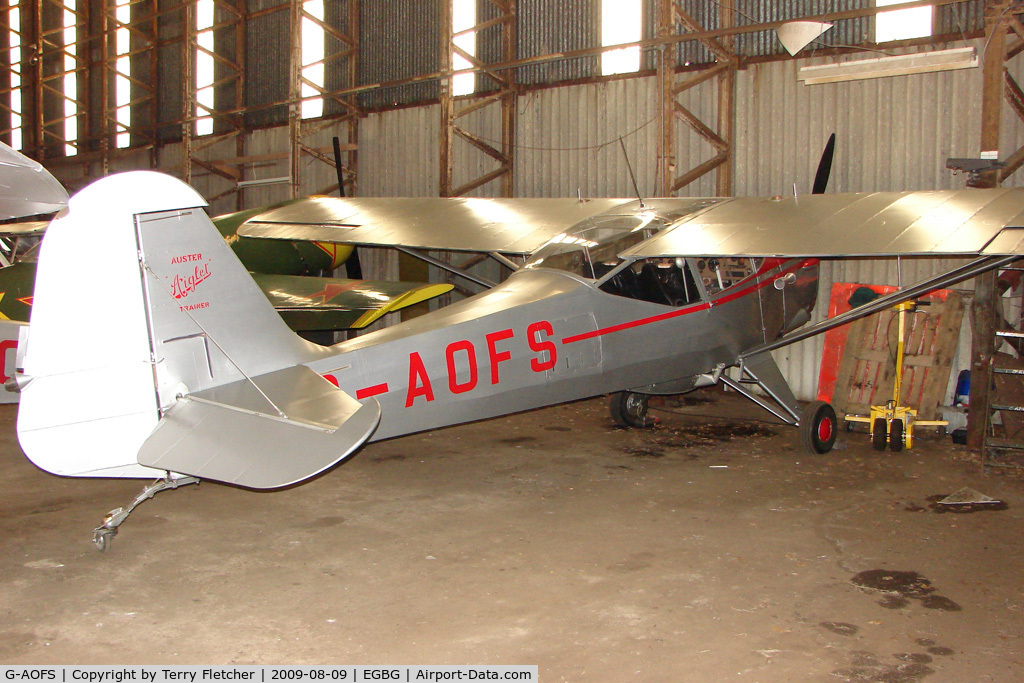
10, 169, 1024, 549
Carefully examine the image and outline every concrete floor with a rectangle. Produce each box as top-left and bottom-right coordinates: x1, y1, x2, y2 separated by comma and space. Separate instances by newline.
1, 391, 1022, 682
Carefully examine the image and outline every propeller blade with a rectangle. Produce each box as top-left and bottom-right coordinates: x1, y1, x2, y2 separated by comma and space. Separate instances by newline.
333, 136, 363, 279
812, 133, 836, 195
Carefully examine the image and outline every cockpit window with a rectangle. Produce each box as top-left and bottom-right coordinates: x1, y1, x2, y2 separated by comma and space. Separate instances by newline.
524, 214, 758, 308
523, 214, 660, 278
600, 258, 703, 307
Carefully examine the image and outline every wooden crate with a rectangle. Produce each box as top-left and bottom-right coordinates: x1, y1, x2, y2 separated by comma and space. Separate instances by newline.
819, 285, 963, 422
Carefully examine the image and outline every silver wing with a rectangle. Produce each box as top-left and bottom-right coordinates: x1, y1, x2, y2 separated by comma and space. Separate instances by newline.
0, 142, 68, 220
238, 189, 1024, 259
238, 196, 636, 253
621, 189, 1024, 258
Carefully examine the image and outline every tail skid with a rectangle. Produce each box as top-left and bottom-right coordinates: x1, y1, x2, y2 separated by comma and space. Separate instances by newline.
17, 172, 380, 492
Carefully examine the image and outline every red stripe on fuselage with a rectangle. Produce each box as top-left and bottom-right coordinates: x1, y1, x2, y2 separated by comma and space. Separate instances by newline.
356, 383, 389, 399
562, 259, 808, 345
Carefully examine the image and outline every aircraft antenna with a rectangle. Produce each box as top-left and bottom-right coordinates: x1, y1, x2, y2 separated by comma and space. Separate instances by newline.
618, 136, 645, 209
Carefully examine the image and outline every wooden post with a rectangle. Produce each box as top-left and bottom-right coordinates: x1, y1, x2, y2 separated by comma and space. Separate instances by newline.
716, 0, 735, 197
438, 0, 453, 197
967, 0, 1010, 451
967, 270, 998, 450
657, 0, 675, 197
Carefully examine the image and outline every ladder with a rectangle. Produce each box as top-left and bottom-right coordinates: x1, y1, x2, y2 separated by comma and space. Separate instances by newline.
969, 267, 1024, 471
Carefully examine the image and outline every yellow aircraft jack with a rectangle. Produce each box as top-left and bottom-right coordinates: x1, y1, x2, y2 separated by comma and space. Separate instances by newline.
844, 301, 948, 451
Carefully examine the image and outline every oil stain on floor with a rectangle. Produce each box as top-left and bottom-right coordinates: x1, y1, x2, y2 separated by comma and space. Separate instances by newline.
851, 569, 962, 611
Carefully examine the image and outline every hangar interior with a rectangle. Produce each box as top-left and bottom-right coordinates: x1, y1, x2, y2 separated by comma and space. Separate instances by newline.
2, 0, 1024, 678
6, 0, 1024, 403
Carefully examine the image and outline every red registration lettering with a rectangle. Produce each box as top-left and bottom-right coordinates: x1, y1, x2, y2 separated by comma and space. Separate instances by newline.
527, 321, 557, 372
405, 352, 435, 407
485, 329, 514, 385
445, 340, 478, 394
0, 339, 15, 383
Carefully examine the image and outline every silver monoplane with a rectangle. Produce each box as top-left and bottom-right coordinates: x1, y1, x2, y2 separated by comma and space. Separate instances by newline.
12, 170, 1024, 548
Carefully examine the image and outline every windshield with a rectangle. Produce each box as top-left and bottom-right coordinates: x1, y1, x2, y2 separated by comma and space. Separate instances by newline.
523, 214, 662, 278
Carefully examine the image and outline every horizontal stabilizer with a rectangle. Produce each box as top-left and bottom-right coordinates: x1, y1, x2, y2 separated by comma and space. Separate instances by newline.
138, 366, 381, 488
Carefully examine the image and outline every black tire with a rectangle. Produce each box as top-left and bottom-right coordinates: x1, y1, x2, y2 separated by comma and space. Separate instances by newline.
889, 419, 904, 452
872, 418, 887, 451
609, 391, 652, 428
799, 400, 837, 454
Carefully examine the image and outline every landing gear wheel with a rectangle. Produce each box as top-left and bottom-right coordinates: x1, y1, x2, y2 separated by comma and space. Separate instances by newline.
872, 418, 887, 451
889, 419, 904, 453
93, 527, 115, 552
610, 391, 652, 428
799, 400, 837, 454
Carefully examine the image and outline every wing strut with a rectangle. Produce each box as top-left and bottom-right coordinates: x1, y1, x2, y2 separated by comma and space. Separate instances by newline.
720, 352, 801, 426
740, 254, 1020, 360
395, 246, 497, 289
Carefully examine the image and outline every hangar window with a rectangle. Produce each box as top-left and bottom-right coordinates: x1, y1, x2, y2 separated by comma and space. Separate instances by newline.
6, 0, 23, 150
195, 0, 214, 135
601, 0, 642, 76
59, 0, 78, 155
452, 0, 476, 96
114, 0, 131, 148
875, 0, 933, 43
300, 0, 325, 119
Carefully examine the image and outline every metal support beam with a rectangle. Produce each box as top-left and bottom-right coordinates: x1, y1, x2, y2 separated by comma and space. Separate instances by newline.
183, 0, 246, 197
440, 0, 516, 199
657, 0, 736, 197
288, 0, 360, 201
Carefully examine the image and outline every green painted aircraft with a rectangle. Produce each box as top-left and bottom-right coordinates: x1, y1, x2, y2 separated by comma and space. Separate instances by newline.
0, 200, 451, 331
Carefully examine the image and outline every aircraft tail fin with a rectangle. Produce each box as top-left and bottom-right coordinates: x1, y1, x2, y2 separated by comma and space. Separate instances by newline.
16, 171, 378, 487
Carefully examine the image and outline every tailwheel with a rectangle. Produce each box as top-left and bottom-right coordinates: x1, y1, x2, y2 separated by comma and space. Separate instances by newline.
872, 418, 888, 451
610, 391, 653, 428
889, 419, 905, 453
799, 400, 837, 454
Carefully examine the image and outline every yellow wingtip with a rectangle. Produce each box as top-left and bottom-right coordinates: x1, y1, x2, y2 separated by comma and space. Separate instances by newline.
349, 283, 454, 328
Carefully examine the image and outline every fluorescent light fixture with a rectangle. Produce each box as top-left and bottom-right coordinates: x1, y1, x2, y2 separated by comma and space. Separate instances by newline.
797, 46, 977, 85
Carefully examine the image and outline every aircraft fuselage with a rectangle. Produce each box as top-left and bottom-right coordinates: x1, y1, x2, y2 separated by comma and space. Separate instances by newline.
306, 257, 818, 441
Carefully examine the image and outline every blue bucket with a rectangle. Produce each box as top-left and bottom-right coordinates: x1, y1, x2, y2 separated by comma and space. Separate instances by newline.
954, 370, 970, 406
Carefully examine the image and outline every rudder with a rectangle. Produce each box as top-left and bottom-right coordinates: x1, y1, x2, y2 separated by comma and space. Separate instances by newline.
17, 172, 355, 482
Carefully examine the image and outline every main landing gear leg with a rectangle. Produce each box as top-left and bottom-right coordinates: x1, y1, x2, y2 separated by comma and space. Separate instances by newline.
725, 352, 838, 455
93, 474, 200, 551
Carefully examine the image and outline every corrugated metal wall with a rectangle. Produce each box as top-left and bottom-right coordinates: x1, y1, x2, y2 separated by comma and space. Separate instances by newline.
358, 0, 442, 109
245, 0, 290, 128
512, 77, 717, 199
515, 0, 600, 85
